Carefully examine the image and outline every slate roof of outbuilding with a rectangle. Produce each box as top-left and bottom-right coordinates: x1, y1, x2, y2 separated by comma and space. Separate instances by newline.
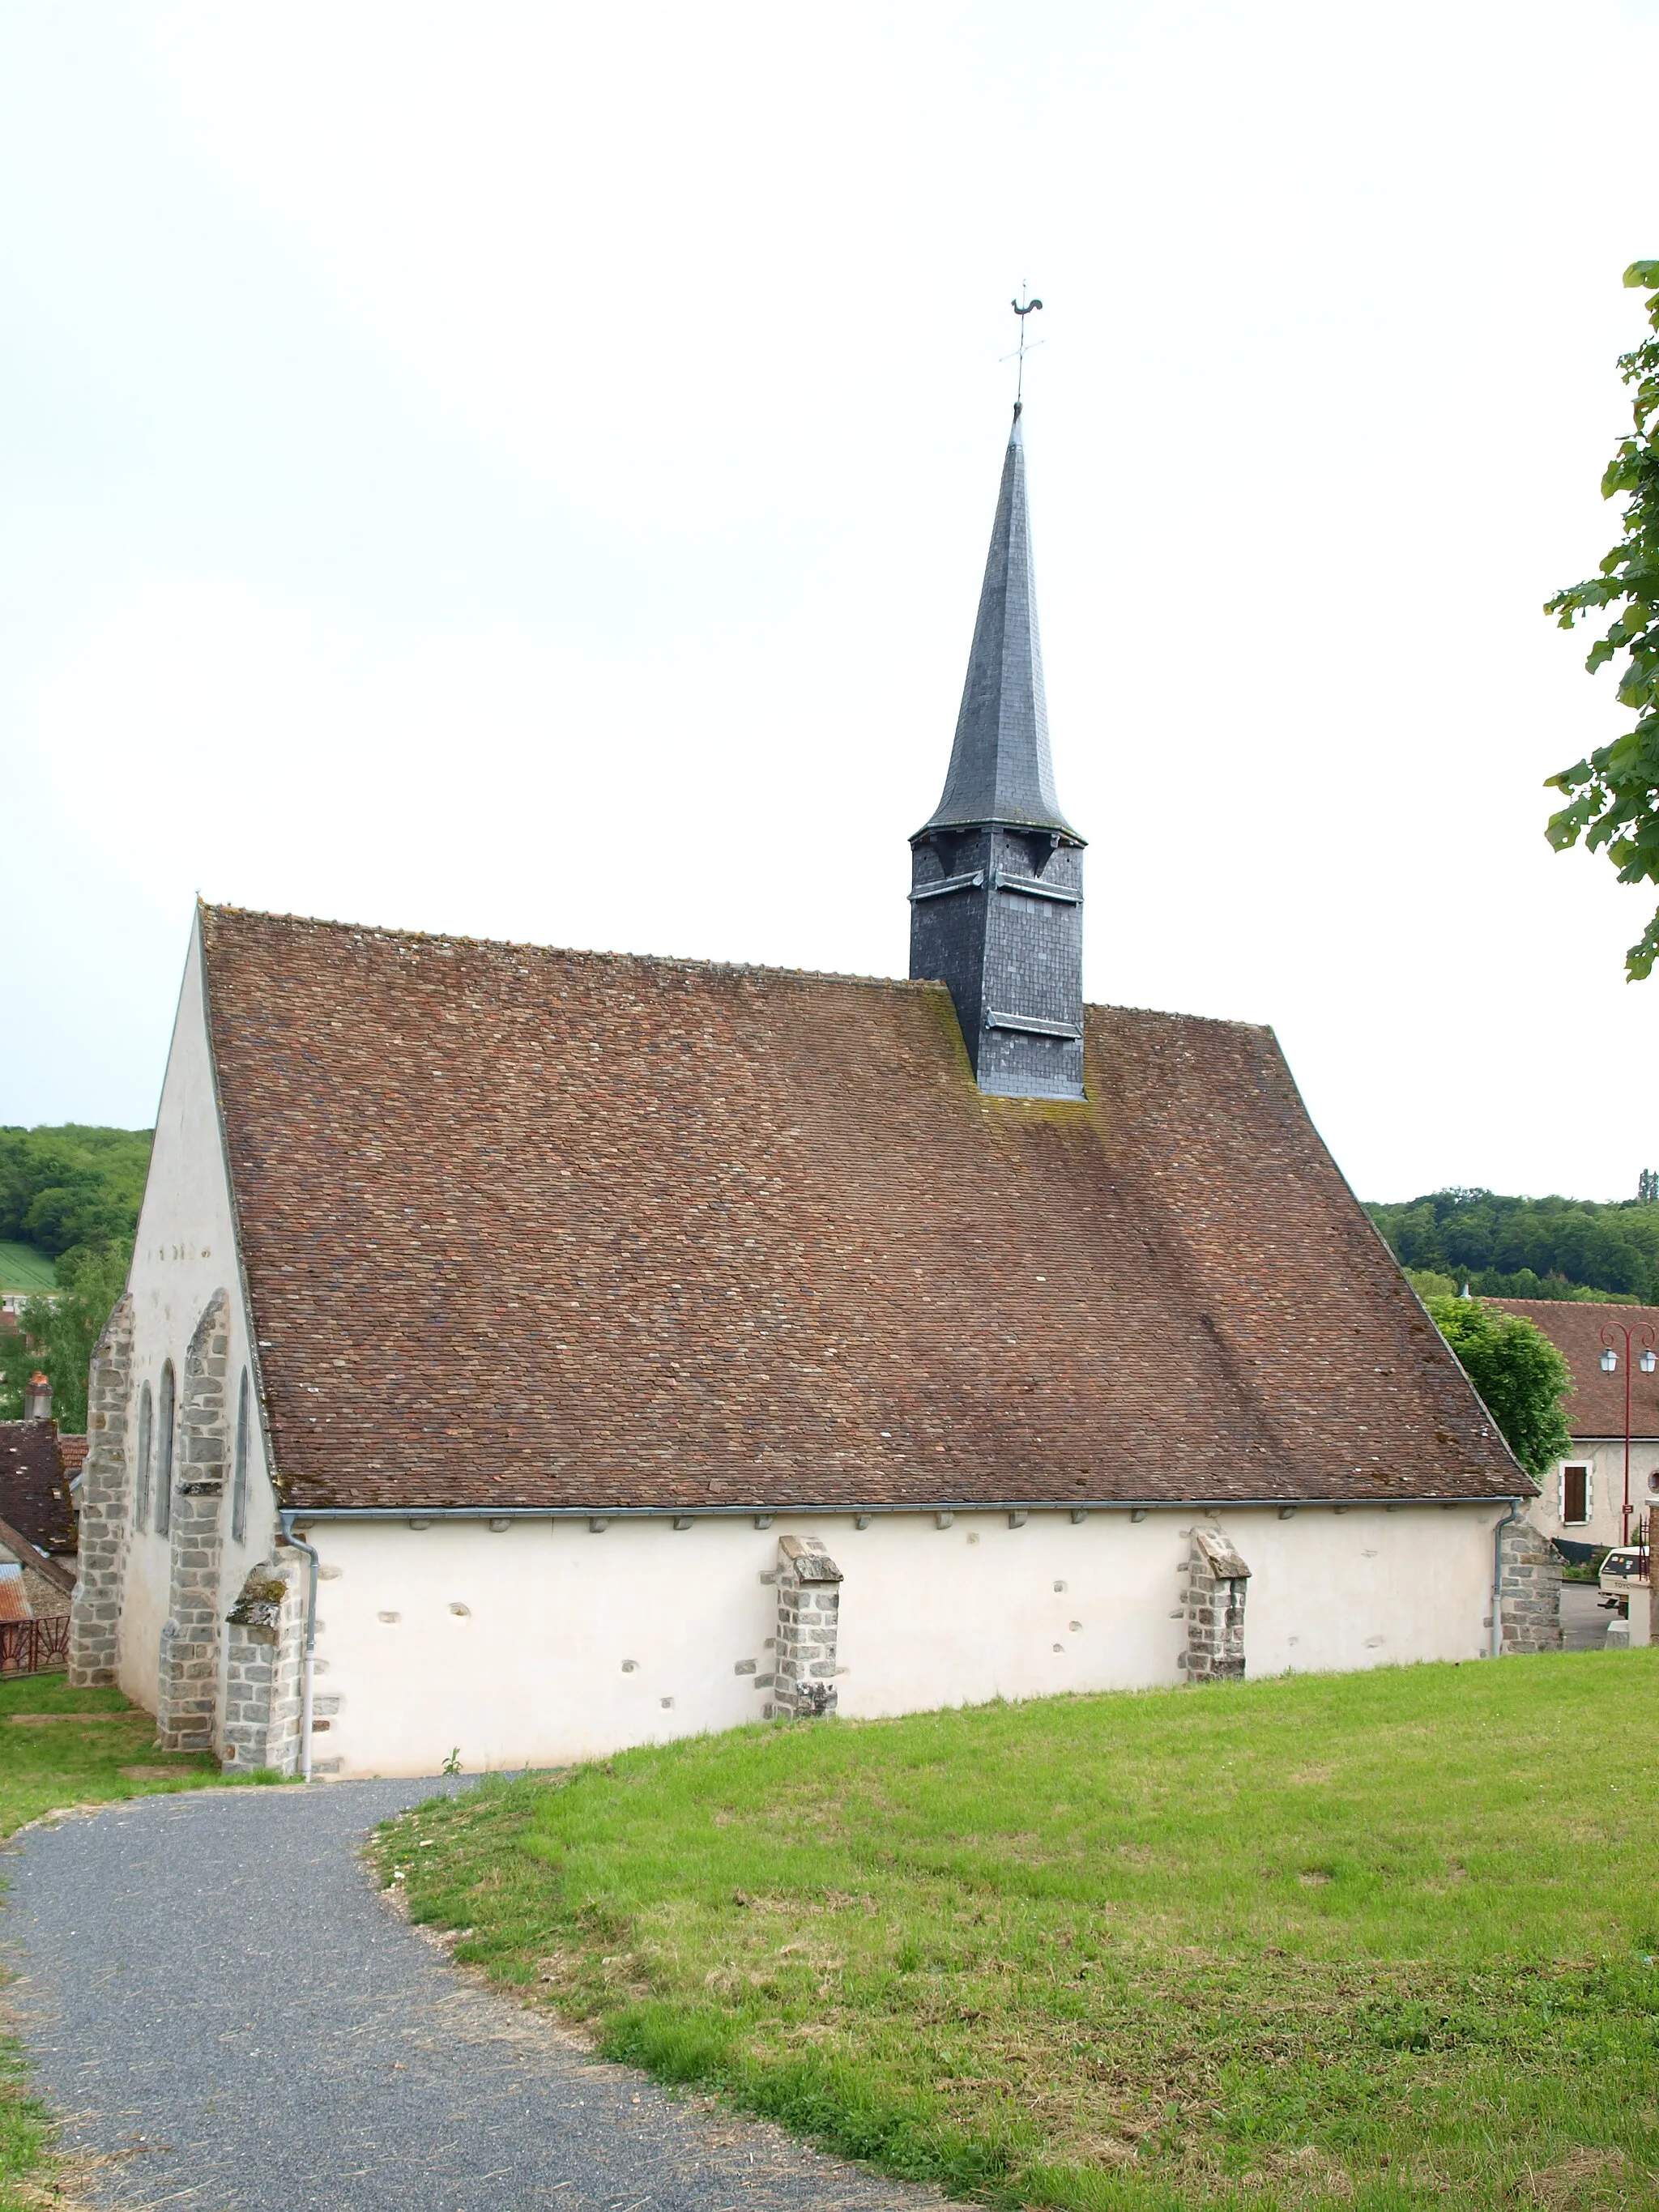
1484, 1298, 1659, 1438
198, 905, 1529, 1514
0, 1422, 79, 1554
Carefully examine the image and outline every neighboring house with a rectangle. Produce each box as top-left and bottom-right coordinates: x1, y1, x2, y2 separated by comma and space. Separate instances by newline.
70, 411, 1559, 1780
0, 1515, 75, 1620
58, 1432, 87, 1507
1486, 1298, 1659, 1558
0, 1564, 28, 1622
0, 1409, 79, 1634
0, 1417, 81, 1562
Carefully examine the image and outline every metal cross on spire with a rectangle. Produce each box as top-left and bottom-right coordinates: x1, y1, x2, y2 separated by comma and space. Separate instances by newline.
1003, 284, 1044, 413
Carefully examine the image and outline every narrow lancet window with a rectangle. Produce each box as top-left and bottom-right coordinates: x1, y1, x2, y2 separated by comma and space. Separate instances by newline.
156, 1362, 176, 1538
135, 1382, 153, 1532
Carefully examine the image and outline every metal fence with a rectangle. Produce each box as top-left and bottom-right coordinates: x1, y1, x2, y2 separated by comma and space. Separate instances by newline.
0, 1615, 71, 1676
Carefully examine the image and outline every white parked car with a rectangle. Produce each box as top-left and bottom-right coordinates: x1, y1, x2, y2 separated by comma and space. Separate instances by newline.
1598, 1546, 1651, 1610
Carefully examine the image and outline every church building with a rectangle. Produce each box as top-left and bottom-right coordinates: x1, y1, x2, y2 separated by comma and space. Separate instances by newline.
70, 411, 1559, 1777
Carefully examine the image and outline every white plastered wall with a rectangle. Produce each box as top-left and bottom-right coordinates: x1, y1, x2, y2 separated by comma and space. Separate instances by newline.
296, 1501, 1504, 1779
117, 914, 281, 1731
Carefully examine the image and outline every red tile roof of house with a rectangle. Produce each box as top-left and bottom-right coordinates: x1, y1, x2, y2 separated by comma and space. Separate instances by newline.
1484, 1298, 1659, 1439
0, 1570, 29, 1624
0, 1422, 79, 1554
0, 1515, 74, 1600
57, 1434, 87, 1478
200, 906, 1529, 1513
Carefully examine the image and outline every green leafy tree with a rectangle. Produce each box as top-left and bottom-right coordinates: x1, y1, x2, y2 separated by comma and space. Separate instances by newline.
0, 1241, 132, 1429
1546, 262, 1659, 978
1426, 1295, 1574, 1481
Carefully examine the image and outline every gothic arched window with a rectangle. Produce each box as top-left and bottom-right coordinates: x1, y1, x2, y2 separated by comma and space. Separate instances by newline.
156, 1362, 176, 1538
232, 1370, 250, 1545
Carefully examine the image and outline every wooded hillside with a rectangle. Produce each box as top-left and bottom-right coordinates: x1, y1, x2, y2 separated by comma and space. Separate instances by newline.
0, 1126, 151, 1426
1368, 1188, 1659, 1304
0, 1126, 151, 1263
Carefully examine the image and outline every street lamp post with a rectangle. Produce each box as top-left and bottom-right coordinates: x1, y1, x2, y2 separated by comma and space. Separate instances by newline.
1598, 1322, 1658, 1548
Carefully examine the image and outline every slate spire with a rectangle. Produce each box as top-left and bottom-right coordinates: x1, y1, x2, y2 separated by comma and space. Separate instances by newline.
910, 407, 1086, 1102
920, 406, 1077, 840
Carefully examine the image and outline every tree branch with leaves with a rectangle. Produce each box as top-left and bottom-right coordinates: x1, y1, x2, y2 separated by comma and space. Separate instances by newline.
1546, 262, 1659, 978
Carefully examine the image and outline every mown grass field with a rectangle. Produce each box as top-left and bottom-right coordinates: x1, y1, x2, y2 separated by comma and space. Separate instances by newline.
0, 1244, 54, 1295
0, 1672, 236, 2209
377, 1653, 1659, 2211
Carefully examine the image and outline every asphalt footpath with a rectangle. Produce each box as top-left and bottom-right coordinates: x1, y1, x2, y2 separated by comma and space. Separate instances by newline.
2, 1779, 932, 2211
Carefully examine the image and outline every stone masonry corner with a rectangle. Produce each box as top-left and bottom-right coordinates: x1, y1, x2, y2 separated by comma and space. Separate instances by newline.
1497, 1514, 1562, 1656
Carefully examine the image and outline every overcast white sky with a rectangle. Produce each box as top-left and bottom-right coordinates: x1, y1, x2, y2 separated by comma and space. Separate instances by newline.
3, 2, 1657, 1202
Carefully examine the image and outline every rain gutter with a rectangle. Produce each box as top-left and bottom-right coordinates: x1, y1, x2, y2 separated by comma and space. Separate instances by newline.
276, 1510, 320, 1782
275, 1496, 1516, 1524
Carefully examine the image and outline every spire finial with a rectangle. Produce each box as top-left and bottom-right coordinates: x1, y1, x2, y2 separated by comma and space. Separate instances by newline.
1005, 285, 1043, 411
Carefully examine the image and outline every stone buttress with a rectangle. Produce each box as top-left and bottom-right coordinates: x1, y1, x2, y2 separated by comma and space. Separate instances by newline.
69, 1294, 134, 1688
768, 1534, 843, 1718
222, 1558, 307, 1771
156, 1289, 230, 1751
1180, 1524, 1251, 1682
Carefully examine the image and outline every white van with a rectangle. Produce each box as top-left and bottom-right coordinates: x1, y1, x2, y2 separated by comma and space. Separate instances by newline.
1598, 1546, 1651, 1610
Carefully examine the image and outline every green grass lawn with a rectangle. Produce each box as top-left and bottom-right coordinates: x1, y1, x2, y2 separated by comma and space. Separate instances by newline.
0, 1672, 239, 2209
0, 1671, 223, 1839
376, 1654, 1659, 2211
0, 1245, 54, 1296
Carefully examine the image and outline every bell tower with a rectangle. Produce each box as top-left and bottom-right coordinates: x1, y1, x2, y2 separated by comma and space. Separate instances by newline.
909, 405, 1085, 1099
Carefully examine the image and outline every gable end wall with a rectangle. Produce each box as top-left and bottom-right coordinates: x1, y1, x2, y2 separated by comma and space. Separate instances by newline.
113, 913, 282, 1746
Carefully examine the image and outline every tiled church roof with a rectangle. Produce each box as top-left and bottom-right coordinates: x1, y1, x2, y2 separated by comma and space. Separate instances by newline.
200, 905, 1528, 1514
1485, 1298, 1659, 1438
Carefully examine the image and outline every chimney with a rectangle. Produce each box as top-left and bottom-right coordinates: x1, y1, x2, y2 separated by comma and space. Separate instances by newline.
24, 1372, 51, 1421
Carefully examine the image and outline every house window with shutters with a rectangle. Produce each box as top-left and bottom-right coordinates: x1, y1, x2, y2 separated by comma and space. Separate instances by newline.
1560, 1464, 1590, 1525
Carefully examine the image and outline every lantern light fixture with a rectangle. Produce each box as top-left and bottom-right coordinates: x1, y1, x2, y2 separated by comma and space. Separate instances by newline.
1601, 1348, 1618, 1373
